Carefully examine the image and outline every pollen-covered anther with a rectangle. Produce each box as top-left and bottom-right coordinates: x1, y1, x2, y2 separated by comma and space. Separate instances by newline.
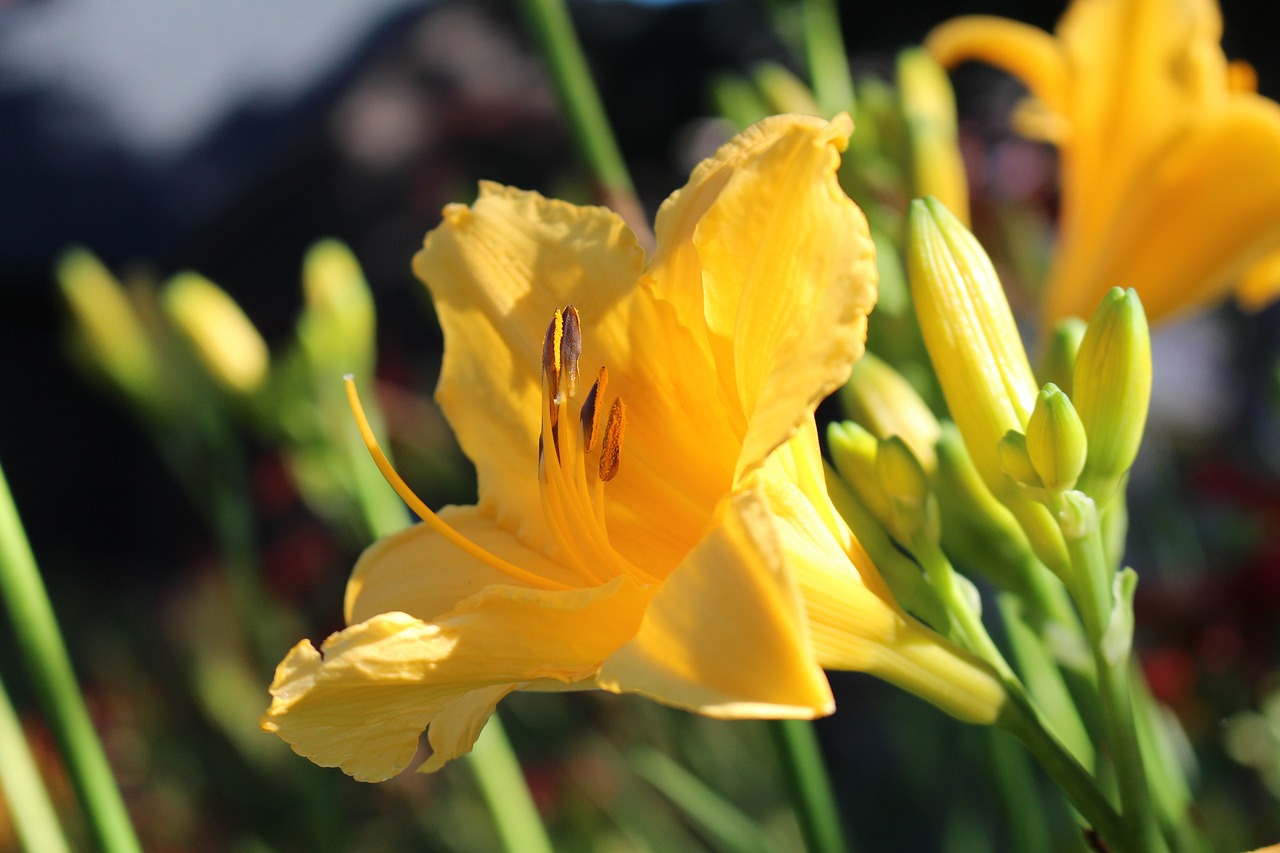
580, 367, 609, 452
598, 397, 627, 482
560, 305, 582, 400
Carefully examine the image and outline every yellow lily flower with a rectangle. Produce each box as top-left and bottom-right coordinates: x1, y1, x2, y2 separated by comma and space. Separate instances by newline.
261, 115, 1004, 782
928, 0, 1280, 323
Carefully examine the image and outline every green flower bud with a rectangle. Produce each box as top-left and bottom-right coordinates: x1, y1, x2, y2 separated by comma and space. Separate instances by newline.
997, 430, 1042, 489
828, 421, 892, 525
876, 436, 938, 543
1072, 288, 1152, 503
898, 48, 968, 225
752, 62, 822, 117
299, 240, 377, 380
164, 272, 269, 395
1025, 383, 1088, 492
839, 352, 940, 471
56, 249, 160, 404
1038, 316, 1087, 393
907, 197, 1039, 499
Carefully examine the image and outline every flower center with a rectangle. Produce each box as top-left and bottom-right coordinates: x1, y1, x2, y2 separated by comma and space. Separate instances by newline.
343, 306, 654, 592
537, 306, 656, 585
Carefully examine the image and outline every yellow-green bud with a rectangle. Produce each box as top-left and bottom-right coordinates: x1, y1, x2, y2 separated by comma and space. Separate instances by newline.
828, 421, 892, 525
56, 249, 160, 403
907, 197, 1039, 497
752, 62, 822, 117
876, 435, 939, 543
898, 48, 969, 225
1025, 383, 1087, 492
1072, 288, 1151, 503
164, 272, 269, 395
300, 239, 376, 377
997, 430, 1041, 488
1038, 316, 1087, 393
839, 352, 940, 471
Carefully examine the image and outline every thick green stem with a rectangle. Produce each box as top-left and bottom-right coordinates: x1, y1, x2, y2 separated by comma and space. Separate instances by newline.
515, 0, 649, 241
767, 719, 849, 853
998, 692, 1125, 851
469, 714, 555, 853
0, 462, 142, 853
0, 672, 73, 853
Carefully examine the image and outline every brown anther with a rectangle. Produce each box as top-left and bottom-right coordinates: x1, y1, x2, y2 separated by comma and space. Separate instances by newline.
541, 309, 563, 402
598, 397, 627, 482
560, 305, 582, 400
580, 367, 609, 452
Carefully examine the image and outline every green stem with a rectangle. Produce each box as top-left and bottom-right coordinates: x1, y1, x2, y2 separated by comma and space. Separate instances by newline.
515, 0, 649, 241
0, 462, 142, 853
0, 672, 73, 853
767, 719, 848, 853
469, 714, 555, 853
997, 692, 1125, 851
1063, 515, 1165, 853
800, 0, 855, 116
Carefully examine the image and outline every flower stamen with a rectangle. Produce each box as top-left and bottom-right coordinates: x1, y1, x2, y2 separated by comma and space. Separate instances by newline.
344, 375, 572, 591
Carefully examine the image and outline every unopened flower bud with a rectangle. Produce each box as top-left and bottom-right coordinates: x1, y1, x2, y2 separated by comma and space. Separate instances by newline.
1072, 288, 1151, 503
300, 239, 376, 377
877, 435, 939, 543
56, 249, 160, 404
898, 48, 968, 225
839, 352, 941, 471
908, 197, 1038, 497
998, 431, 1042, 488
164, 272, 269, 395
828, 421, 892, 525
1025, 383, 1087, 492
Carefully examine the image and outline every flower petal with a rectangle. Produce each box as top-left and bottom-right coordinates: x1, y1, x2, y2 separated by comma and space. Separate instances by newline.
344, 505, 588, 625
926, 16, 1068, 117
1236, 245, 1280, 311
1049, 100, 1280, 322
263, 578, 653, 780
596, 486, 833, 718
686, 115, 877, 481
413, 184, 646, 547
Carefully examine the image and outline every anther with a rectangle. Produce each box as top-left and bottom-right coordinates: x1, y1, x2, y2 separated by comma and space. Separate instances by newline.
598, 397, 627, 482
580, 367, 608, 452
542, 309, 564, 402
560, 305, 582, 400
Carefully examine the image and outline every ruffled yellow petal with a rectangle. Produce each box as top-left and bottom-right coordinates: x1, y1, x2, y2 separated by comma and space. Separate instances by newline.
344, 506, 590, 625
678, 114, 877, 481
413, 185, 646, 548
262, 579, 653, 781
596, 487, 832, 718
926, 16, 1067, 117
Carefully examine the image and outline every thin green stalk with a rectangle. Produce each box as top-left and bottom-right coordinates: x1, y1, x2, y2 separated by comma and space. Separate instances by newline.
767, 719, 848, 853
469, 714, 555, 853
0, 672, 73, 853
0, 462, 142, 853
800, 0, 855, 115
514, 0, 650, 242
1064, 521, 1165, 853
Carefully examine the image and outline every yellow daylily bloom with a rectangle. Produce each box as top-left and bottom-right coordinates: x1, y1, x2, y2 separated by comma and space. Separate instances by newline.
928, 0, 1280, 324
261, 115, 1005, 782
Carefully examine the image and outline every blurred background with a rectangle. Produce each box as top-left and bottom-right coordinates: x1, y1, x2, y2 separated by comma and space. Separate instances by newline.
4, 0, 1280, 850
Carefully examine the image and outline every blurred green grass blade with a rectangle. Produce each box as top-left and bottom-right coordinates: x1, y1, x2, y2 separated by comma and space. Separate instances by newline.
767, 719, 849, 853
627, 744, 775, 853
468, 713, 555, 853
0, 673, 73, 853
0, 461, 142, 853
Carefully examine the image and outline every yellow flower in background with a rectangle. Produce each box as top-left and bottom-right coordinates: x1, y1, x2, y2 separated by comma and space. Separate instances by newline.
261, 115, 1005, 782
928, 0, 1280, 324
